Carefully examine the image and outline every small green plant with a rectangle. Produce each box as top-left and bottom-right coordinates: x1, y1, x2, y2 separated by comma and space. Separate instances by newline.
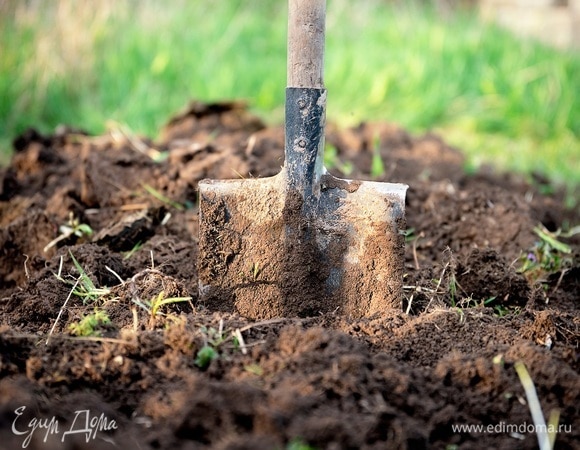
53, 252, 111, 304
451, 306, 466, 325
250, 262, 261, 281
401, 227, 416, 243
69, 253, 110, 303
194, 345, 219, 369
194, 321, 243, 369
323, 143, 353, 175
472, 296, 512, 317
142, 183, 184, 210
238, 262, 263, 283
48, 253, 114, 344
149, 291, 190, 317
493, 304, 512, 318
200, 324, 231, 348
287, 438, 317, 450
519, 224, 578, 280
370, 133, 385, 178
479, 296, 517, 318
123, 241, 143, 260
44, 212, 93, 252
68, 309, 111, 337
131, 290, 192, 323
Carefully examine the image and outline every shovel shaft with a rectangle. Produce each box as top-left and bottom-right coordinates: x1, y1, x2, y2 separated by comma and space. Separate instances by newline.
286, 0, 327, 217
287, 0, 326, 88
285, 87, 326, 216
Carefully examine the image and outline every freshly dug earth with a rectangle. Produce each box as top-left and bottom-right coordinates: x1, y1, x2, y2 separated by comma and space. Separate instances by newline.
0, 101, 578, 449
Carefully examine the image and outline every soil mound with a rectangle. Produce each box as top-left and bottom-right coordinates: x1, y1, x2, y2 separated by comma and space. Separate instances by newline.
0, 102, 578, 449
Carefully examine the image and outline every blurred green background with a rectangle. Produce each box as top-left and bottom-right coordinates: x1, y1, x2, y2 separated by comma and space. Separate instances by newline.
1, 0, 578, 193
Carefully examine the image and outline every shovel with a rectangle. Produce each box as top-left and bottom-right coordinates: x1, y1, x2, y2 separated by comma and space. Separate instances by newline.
197, 0, 407, 319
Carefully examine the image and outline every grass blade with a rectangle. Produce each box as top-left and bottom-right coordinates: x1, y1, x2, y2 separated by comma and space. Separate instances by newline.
514, 360, 554, 450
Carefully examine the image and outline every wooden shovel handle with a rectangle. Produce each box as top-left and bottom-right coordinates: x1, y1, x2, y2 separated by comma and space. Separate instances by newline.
287, 0, 326, 88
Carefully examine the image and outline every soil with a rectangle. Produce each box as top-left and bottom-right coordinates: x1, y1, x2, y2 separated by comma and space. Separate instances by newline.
0, 100, 578, 449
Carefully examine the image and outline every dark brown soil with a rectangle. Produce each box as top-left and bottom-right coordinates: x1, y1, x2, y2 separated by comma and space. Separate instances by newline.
0, 101, 578, 449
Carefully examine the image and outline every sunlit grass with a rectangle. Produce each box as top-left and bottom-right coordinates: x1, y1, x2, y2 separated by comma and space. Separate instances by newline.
1, 0, 578, 191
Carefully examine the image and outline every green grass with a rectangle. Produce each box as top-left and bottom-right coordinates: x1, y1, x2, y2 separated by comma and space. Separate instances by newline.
1, 0, 579, 191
